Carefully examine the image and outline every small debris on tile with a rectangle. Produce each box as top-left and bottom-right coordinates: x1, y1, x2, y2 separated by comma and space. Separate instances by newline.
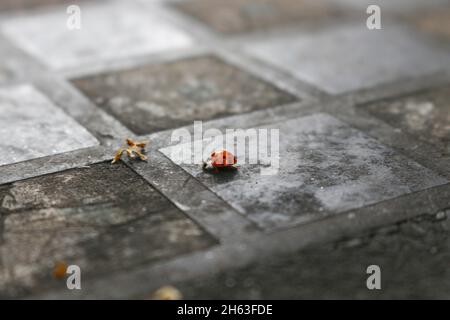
112, 138, 148, 164
151, 285, 183, 300
435, 210, 447, 220
53, 262, 68, 279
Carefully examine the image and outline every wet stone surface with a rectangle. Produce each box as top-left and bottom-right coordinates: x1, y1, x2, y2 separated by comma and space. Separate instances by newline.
0, 162, 216, 298
174, 0, 349, 35
1, 1, 193, 70
244, 24, 450, 94
363, 85, 450, 153
160, 113, 447, 230
72, 55, 297, 135
176, 211, 450, 299
0, 84, 98, 167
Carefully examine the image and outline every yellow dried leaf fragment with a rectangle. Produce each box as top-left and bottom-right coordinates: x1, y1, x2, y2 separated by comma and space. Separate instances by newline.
111, 139, 148, 164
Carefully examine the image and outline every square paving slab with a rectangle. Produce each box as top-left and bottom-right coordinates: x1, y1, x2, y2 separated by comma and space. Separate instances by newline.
0, 84, 98, 167
413, 7, 450, 39
174, 0, 349, 35
160, 113, 447, 230
177, 212, 450, 299
244, 24, 450, 94
1, 1, 193, 70
362, 85, 450, 152
0, 162, 216, 298
72, 55, 297, 135
335, 0, 449, 13
0, 0, 87, 12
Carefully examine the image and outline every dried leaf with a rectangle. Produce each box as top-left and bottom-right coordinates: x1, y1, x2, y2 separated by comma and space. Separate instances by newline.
112, 139, 149, 164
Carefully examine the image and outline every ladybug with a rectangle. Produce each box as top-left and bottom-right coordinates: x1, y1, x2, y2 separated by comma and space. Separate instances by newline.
202, 150, 237, 171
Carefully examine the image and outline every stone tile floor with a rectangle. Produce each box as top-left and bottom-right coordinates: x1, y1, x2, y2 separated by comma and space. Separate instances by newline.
363, 84, 450, 153
160, 113, 447, 230
173, 0, 353, 35
72, 55, 296, 135
177, 211, 450, 299
0, 162, 215, 298
243, 23, 450, 94
0, 0, 449, 299
1, 1, 193, 70
0, 84, 98, 166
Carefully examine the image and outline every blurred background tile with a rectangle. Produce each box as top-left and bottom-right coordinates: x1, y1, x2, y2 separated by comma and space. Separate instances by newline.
1, 1, 193, 70
0, 0, 87, 12
174, 0, 352, 35
0, 84, 98, 167
72, 55, 297, 135
244, 24, 450, 94
363, 84, 450, 153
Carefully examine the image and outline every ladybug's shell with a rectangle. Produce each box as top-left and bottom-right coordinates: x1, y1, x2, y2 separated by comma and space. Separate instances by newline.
210, 151, 237, 168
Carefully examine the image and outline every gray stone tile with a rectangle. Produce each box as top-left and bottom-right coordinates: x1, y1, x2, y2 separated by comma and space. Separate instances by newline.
177, 212, 450, 299
244, 24, 450, 94
0, 64, 16, 84
174, 0, 350, 35
1, 1, 193, 70
71, 55, 297, 135
412, 7, 450, 39
160, 113, 447, 230
363, 85, 450, 153
0, 162, 216, 298
335, 0, 449, 13
0, 0, 87, 12
0, 84, 98, 167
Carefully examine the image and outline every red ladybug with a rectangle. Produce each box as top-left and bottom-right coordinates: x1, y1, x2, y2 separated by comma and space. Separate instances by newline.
203, 150, 237, 170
